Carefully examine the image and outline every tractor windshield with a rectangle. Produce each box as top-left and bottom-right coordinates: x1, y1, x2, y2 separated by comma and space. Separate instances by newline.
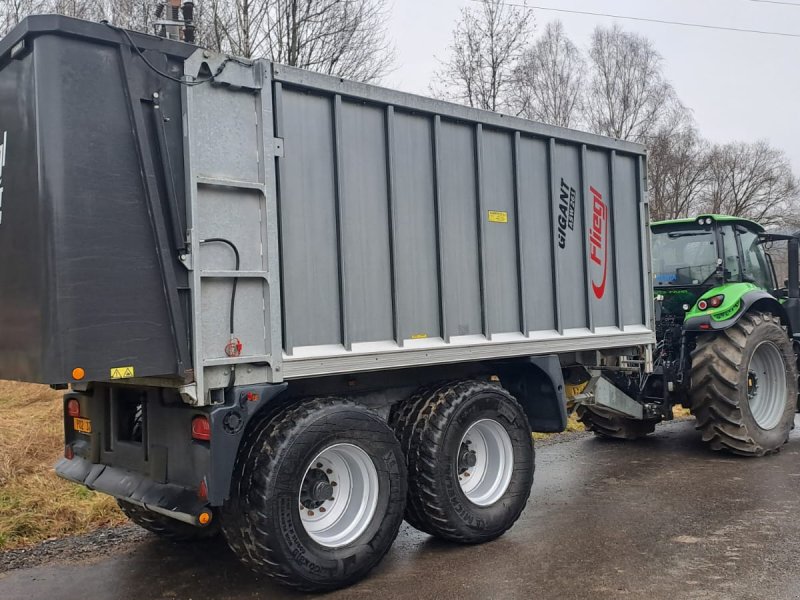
652, 227, 718, 287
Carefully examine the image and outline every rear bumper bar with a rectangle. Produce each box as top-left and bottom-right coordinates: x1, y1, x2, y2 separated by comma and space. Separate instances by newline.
56, 456, 210, 526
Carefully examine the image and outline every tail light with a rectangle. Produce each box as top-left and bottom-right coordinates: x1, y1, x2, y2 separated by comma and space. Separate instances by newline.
66, 398, 81, 417
697, 295, 724, 311
192, 415, 211, 441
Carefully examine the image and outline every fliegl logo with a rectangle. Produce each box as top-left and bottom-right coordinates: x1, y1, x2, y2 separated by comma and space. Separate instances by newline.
0, 131, 6, 225
588, 186, 609, 299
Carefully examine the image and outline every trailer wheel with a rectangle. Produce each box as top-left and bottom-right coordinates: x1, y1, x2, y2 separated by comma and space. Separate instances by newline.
117, 501, 220, 542
690, 312, 797, 456
576, 405, 659, 440
391, 380, 534, 544
221, 398, 406, 592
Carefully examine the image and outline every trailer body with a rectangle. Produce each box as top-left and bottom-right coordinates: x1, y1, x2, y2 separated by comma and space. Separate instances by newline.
0, 17, 655, 591
0, 16, 652, 396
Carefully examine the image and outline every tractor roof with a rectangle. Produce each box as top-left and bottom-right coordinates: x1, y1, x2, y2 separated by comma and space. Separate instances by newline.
651, 214, 765, 233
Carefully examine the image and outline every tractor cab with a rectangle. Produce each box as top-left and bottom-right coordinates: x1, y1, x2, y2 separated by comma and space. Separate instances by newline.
652, 215, 774, 294
649, 215, 797, 330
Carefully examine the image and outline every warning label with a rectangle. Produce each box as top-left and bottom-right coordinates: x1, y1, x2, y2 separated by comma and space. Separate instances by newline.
110, 366, 135, 379
488, 210, 508, 223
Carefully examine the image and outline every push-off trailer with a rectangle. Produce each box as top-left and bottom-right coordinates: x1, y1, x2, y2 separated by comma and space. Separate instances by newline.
0, 17, 655, 591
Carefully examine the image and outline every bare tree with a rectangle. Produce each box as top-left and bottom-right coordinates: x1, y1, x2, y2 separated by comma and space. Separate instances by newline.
1, 0, 155, 36
698, 141, 799, 227
586, 24, 679, 143
1, 0, 47, 35
432, 0, 533, 112
206, 0, 394, 81
510, 20, 584, 128
97, 0, 157, 33
0, 0, 394, 83
647, 122, 710, 221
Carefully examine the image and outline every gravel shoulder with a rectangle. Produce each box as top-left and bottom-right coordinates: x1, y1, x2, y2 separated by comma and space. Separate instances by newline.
0, 524, 149, 573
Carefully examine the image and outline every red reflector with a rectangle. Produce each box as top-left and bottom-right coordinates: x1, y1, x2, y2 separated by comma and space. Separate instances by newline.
64, 445, 74, 460
198, 479, 208, 500
246, 391, 259, 402
700, 323, 711, 330
66, 399, 81, 417
192, 416, 211, 441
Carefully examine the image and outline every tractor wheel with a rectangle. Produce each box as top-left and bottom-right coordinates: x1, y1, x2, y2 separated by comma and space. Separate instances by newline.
391, 380, 534, 544
221, 398, 406, 592
690, 312, 797, 456
117, 501, 220, 542
576, 405, 659, 440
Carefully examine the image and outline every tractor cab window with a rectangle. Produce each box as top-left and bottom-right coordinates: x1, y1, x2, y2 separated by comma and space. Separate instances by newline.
651, 227, 718, 286
738, 228, 774, 290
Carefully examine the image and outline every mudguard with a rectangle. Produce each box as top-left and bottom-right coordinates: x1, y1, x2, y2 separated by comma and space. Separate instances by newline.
684, 286, 789, 333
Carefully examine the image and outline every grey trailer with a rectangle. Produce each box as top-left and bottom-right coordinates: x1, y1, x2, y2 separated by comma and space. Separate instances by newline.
0, 16, 654, 592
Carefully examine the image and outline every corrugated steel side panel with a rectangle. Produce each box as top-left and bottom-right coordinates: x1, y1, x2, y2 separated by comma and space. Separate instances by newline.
270, 64, 652, 377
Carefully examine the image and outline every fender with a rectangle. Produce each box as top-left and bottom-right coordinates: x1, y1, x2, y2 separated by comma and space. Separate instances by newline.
208, 382, 288, 506
496, 355, 568, 433
684, 289, 790, 333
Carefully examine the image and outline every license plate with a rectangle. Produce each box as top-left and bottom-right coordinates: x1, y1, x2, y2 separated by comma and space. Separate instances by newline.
73, 417, 92, 434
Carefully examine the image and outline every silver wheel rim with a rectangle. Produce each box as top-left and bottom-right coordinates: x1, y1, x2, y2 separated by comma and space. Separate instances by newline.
747, 341, 787, 430
299, 443, 379, 548
457, 419, 514, 506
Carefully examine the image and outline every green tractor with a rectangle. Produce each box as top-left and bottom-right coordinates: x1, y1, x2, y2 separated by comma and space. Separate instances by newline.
578, 214, 800, 456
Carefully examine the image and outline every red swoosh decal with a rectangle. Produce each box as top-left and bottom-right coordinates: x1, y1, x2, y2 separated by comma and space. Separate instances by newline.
592, 209, 608, 299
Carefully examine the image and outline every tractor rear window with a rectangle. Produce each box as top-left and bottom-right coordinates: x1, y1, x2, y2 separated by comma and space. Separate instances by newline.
652, 229, 717, 286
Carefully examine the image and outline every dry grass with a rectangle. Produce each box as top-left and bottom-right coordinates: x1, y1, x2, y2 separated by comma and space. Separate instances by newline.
0, 381, 124, 551
533, 411, 585, 440
673, 404, 692, 419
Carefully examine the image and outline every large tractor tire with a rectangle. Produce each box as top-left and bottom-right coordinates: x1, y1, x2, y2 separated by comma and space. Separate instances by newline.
117, 501, 220, 542
576, 405, 659, 440
690, 312, 797, 456
221, 398, 406, 592
391, 380, 534, 544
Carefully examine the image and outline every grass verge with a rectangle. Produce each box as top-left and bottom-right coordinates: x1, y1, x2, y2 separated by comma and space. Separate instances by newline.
0, 381, 124, 551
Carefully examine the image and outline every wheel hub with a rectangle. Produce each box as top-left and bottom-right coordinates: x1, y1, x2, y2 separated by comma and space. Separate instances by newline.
298, 443, 380, 548
459, 447, 478, 470
747, 371, 759, 400
457, 419, 515, 507
300, 468, 332, 510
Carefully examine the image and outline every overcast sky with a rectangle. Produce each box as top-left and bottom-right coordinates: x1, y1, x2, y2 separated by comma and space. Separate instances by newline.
385, 0, 800, 173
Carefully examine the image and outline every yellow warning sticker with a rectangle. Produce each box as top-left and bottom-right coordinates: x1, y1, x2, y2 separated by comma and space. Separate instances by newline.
488, 210, 508, 223
410, 333, 428, 340
110, 366, 135, 379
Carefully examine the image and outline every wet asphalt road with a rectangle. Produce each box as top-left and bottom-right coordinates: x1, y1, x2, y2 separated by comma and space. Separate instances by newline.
3, 419, 800, 600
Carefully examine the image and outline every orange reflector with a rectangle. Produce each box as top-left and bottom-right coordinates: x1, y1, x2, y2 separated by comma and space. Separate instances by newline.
191, 415, 211, 441
64, 445, 74, 460
198, 511, 212, 526
72, 367, 85, 381
66, 398, 81, 417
